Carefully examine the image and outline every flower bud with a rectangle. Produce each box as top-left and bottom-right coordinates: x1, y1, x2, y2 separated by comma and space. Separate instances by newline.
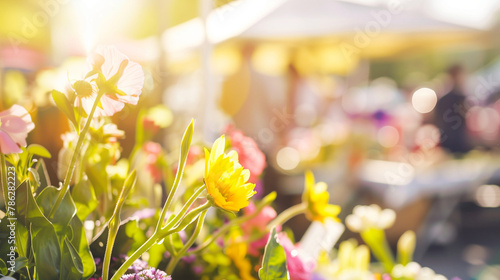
398, 230, 416, 265
72, 80, 95, 97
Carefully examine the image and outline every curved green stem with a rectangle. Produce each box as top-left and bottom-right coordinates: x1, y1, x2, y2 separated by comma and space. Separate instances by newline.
111, 185, 206, 280
361, 228, 395, 273
267, 203, 307, 230
49, 91, 104, 219
102, 218, 119, 280
111, 231, 159, 280
166, 209, 208, 274
102, 171, 137, 280
156, 120, 193, 232
162, 185, 205, 231
190, 192, 276, 254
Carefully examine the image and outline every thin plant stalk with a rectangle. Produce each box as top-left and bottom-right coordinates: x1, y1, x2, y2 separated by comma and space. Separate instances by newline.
49, 91, 105, 219
190, 192, 276, 254
102, 171, 137, 280
1, 154, 10, 217
166, 209, 208, 274
111, 184, 205, 280
267, 203, 307, 230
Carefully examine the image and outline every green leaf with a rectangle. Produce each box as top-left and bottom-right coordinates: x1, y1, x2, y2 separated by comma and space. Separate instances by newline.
135, 109, 146, 146
34, 159, 51, 192
163, 232, 184, 256
14, 224, 28, 259
180, 119, 194, 167
52, 90, 77, 130
117, 170, 137, 210
85, 161, 108, 197
157, 120, 194, 229
13, 257, 28, 274
69, 217, 95, 279
32, 226, 60, 280
15, 181, 51, 228
147, 242, 167, 269
166, 119, 194, 203
259, 227, 289, 280
0, 258, 7, 275
36, 186, 77, 233
72, 179, 98, 221
60, 238, 83, 280
27, 144, 52, 159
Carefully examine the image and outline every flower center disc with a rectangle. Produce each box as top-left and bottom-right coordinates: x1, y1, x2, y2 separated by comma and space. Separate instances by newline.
73, 80, 94, 97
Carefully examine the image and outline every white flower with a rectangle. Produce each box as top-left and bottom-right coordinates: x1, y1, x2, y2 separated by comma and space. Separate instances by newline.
345, 204, 396, 232
75, 46, 144, 117
416, 267, 447, 280
392, 262, 447, 280
337, 270, 373, 280
392, 262, 422, 278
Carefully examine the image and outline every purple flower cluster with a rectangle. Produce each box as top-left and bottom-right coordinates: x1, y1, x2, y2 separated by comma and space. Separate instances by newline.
126, 256, 149, 274
121, 268, 171, 280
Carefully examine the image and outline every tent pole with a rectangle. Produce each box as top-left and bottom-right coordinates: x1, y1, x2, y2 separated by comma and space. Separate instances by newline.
200, 0, 215, 142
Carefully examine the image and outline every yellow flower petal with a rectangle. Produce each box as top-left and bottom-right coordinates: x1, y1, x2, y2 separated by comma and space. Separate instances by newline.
205, 135, 256, 212
303, 170, 341, 223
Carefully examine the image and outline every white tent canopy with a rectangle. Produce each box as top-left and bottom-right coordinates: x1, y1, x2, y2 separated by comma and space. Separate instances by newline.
162, 0, 484, 54
238, 0, 473, 39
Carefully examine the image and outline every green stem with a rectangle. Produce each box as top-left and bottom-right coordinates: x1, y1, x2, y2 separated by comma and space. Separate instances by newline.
190, 192, 276, 254
102, 171, 137, 280
168, 234, 178, 256
267, 203, 307, 230
155, 120, 193, 232
1, 154, 9, 216
162, 185, 205, 231
49, 92, 104, 219
166, 209, 208, 275
361, 229, 395, 273
102, 218, 119, 280
111, 185, 206, 280
111, 231, 159, 280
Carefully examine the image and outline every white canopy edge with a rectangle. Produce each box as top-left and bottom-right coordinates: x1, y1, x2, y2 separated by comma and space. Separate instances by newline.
162, 0, 287, 54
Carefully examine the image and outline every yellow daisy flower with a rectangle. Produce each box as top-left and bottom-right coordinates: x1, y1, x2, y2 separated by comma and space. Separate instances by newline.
302, 170, 341, 222
205, 135, 256, 212
226, 230, 257, 280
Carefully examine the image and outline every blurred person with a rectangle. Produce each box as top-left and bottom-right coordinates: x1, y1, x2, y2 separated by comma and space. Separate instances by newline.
434, 65, 472, 154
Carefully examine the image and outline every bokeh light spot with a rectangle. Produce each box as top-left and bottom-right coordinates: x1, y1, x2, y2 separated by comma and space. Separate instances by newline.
412, 87, 437, 113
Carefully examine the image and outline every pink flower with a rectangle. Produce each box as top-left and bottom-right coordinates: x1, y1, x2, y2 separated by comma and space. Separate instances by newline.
0, 105, 34, 154
277, 232, 316, 280
225, 125, 266, 183
186, 146, 203, 165
143, 142, 162, 183
75, 46, 144, 117
143, 117, 160, 134
241, 201, 278, 256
